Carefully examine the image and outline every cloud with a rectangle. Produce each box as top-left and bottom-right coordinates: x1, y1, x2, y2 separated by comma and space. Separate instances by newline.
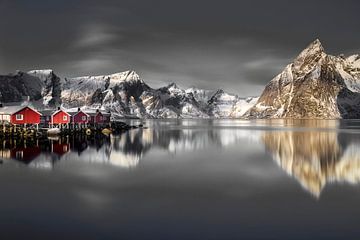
0, 0, 360, 96
68, 58, 117, 75
73, 24, 119, 49
241, 57, 290, 85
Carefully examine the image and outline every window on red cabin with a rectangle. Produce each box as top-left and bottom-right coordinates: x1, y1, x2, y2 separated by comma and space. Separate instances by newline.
63, 115, 67, 121
82, 116, 87, 121
15, 114, 23, 120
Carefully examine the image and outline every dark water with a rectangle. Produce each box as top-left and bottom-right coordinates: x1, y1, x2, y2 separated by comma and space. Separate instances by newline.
1, 119, 360, 239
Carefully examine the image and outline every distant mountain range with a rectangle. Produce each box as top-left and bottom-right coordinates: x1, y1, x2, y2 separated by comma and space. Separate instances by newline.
0, 39, 359, 119
0, 69, 257, 118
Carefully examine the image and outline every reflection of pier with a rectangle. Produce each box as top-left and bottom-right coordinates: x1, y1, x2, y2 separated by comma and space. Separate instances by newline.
0, 138, 71, 168
0, 135, 127, 169
0, 139, 42, 163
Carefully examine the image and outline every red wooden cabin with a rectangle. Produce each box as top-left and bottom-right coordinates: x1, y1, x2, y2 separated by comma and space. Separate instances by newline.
52, 109, 71, 124
86, 110, 103, 124
102, 112, 111, 124
69, 108, 90, 124
40, 108, 71, 126
0, 105, 41, 125
85, 110, 111, 125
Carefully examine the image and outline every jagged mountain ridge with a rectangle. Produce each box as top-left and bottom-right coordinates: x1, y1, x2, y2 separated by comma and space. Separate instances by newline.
246, 39, 360, 119
0, 69, 257, 118
3, 39, 357, 119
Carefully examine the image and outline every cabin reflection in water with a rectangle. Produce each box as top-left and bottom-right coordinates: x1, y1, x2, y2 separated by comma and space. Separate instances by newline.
0, 133, 142, 169
262, 120, 360, 197
0, 138, 71, 169
0, 126, 257, 170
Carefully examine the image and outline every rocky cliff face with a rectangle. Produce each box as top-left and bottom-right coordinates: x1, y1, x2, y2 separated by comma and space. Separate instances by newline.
246, 39, 360, 119
0, 71, 44, 103
28, 69, 63, 107
61, 70, 152, 118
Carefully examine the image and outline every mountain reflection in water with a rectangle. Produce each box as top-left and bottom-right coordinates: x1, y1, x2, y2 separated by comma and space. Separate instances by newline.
1, 119, 360, 197
262, 120, 360, 197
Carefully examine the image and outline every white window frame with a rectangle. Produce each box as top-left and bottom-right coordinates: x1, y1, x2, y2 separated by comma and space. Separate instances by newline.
82, 116, 87, 121
3, 115, 10, 122
63, 115, 67, 121
15, 114, 23, 121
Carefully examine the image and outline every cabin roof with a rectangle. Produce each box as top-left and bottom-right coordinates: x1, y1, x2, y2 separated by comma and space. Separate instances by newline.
101, 111, 111, 116
84, 110, 102, 116
0, 106, 24, 115
67, 110, 90, 117
52, 109, 71, 116
41, 109, 71, 116
84, 110, 111, 117
0, 105, 42, 115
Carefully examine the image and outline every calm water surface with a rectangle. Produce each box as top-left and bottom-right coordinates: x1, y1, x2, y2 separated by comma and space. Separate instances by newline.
1, 119, 360, 239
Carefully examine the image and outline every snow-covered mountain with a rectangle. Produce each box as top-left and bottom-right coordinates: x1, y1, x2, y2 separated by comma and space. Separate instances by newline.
2, 39, 360, 119
206, 89, 258, 118
246, 39, 360, 119
0, 69, 257, 118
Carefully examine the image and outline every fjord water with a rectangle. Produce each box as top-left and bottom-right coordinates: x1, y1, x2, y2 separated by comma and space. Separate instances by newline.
1, 119, 360, 239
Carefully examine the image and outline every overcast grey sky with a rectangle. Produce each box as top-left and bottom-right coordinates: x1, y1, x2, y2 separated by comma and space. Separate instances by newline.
0, 0, 359, 95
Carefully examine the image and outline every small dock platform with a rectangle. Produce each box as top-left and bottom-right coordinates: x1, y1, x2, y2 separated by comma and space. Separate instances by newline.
0, 121, 143, 139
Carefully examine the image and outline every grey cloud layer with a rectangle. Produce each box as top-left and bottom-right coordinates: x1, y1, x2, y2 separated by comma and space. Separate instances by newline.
0, 0, 359, 95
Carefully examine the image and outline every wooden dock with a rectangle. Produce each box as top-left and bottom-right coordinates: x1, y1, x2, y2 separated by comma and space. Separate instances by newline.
0, 121, 143, 139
